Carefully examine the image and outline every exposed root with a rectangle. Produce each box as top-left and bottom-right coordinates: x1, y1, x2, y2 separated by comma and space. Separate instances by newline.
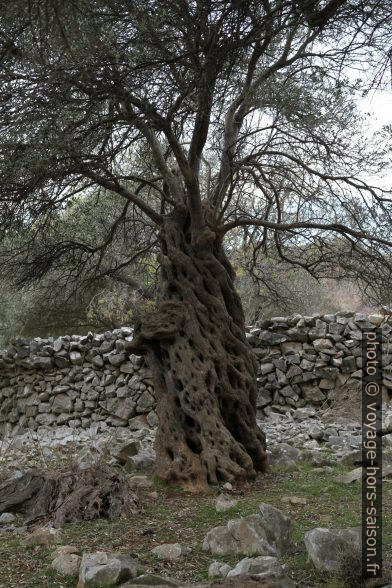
0, 464, 138, 527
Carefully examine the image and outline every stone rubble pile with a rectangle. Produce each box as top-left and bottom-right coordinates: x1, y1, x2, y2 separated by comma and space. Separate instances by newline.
1, 404, 391, 479
0, 312, 391, 436
0, 420, 156, 476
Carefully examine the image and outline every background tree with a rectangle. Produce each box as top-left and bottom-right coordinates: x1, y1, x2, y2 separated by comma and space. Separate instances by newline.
1, 0, 392, 488
0, 189, 158, 341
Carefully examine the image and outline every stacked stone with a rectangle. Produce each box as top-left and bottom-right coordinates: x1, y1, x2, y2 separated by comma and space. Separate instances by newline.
0, 327, 156, 435
249, 311, 392, 417
0, 312, 391, 436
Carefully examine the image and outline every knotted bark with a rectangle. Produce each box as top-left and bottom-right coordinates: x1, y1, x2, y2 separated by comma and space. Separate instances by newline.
128, 206, 268, 490
0, 465, 138, 527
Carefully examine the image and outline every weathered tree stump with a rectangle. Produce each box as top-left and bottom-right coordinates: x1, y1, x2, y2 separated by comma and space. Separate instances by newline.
0, 464, 138, 527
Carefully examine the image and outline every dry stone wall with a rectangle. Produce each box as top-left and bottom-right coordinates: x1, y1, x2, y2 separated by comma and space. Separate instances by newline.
0, 327, 157, 436
0, 312, 391, 435
249, 311, 392, 415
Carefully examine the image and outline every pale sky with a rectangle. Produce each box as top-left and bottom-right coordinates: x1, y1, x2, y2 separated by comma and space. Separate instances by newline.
356, 89, 392, 189
358, 89, 392, 129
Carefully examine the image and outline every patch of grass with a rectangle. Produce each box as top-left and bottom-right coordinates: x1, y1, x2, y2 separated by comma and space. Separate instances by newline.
0, 455, 388, 588
0, 541, 76, 588
383, 484, 392, 565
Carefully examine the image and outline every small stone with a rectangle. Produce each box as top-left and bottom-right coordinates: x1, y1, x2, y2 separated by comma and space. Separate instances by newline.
203, 504, 292, 557
292, 407, 316, 420
227, 555, 294, 586
0, 513, 15, 524
313, 338, 333, 351
119, 361, 134, 374
108, 353, 127, 366
208, 561, 231, 579
323, 426, 338, 439
111, 440, 141, 464
126, 448, 156, 472
146, 411, 158, 428
53, 338, 63, 352
31, 356, 53, 369
281, 341, 303, 355
308, 423, 324, 440
77, 552, 139, 587
383, 433, 392, 447
337, 449, 362, 466
334, 467, 363, 484
52, 393, 73, 414
25, 527, 62, 546
92, 355, 104, 368
70, 351, 83, 365
259, 363, 274, 375
51, 545, 80, 559
259, 332, 287, 345
268, 443, 299, 470
304, 527, 361, 572
136, 390, 155, 412
313, 466, 334, 474
35, 413, 57, 426
341, 356, 357, 373
151, 543, 183, 561
222, 482, 233, 491
128, 415, 149, 430
282, 496, 308, 506
215, 494, 238, 513
319, 379, 335, 390
327, 436, 361, 449
382, 414, 392, 434
256, 389, 272, 408
368, 314, 384, 326
128, 475, 154, 489
51, 553, 81, 576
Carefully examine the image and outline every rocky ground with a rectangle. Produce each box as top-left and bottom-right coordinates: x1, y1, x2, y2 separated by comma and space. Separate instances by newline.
0, 406, 391, 588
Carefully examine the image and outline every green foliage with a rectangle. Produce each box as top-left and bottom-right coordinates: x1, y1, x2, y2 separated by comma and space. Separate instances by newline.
0, 190, 159, 344
0, 283, 34, 348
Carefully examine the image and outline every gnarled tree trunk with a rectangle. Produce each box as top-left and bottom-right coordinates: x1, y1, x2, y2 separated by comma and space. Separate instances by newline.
128, 206, 268, 490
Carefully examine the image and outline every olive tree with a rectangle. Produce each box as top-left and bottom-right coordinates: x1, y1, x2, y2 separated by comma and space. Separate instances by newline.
1, 0, 392, 488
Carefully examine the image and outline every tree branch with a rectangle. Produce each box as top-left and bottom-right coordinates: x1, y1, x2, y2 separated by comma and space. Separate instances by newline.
81, 169, 162, 225
221, 217, 392, 249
